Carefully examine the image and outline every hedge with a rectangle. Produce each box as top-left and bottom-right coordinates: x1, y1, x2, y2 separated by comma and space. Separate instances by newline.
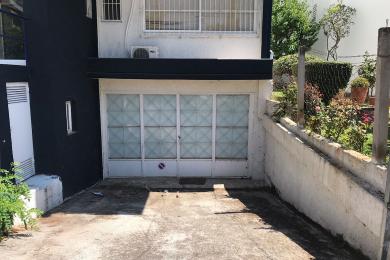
274, 54, 322, 76
274, 55, 353, 103
273, 54, 322, 89
304, 61, 353, 103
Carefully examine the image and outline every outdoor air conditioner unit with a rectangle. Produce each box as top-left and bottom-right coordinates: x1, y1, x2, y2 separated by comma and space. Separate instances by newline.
131, 46, 159, 59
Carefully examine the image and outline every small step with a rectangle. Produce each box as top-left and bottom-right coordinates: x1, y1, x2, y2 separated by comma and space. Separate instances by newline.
101, 177, 267, 191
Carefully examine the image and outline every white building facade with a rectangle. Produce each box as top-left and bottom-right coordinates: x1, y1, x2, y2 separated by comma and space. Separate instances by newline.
97, 0, 265, 59
308, 0, 390, 65
92, 0, 273, 179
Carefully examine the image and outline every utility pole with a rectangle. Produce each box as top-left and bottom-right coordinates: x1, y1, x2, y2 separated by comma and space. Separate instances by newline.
376, 27, 390, 260
297, 46, 306, 127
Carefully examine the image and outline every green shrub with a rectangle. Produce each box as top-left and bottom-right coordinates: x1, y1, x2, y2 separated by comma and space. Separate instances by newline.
307, 92, 372, 153
272, 0, 321, 58
362, 133, 373, 156
304, 84, 323, 118
271, 91, 285, 101
274, 54, 322, 76
358, 52, 376, 96
273, 83, 323, 124
351, 77, 370, 88
305, 84, 324, 133
274, 54, 321, 73
0, 165, 42, 237
343, 123, 368, 152
273, 55, 296, 77
273, 54, 322, 89
273, 83, 298, 121
319, 92, 360, 142
304, 61, 353, 103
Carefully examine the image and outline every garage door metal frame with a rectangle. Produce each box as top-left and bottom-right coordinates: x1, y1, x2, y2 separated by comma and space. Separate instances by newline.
100, 89, 256, 178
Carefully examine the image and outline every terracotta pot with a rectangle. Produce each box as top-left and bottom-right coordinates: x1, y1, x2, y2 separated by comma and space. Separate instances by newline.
369, 97, 376, 106
351, 87, 368, 104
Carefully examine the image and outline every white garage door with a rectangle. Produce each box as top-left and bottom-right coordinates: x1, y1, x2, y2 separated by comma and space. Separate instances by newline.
103, 94, 252, 177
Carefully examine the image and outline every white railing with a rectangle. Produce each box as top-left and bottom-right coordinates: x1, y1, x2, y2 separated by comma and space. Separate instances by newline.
144, 0, 259, 33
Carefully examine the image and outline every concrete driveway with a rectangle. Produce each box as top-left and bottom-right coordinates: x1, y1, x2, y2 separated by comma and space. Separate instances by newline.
1, 178, 366, 260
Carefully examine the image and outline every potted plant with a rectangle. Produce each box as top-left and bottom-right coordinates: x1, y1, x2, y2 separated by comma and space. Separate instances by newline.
351, 77, 370, 104
358, 52, 376, 105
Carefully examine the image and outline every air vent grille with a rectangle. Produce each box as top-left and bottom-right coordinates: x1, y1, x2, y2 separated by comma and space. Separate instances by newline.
133, 48, 150, 59
6, 85, 28, 104
17, 158, 35, 181
130, 46, 159, 58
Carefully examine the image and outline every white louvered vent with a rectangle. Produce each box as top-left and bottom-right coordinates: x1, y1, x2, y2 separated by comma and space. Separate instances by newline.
6, 85, 28, 104
17, 158, 35, 181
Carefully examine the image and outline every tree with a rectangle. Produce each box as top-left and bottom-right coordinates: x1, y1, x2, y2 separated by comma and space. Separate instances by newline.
321, 0, 356, 61
272, 0, 321, 58
358, 51, 377, 96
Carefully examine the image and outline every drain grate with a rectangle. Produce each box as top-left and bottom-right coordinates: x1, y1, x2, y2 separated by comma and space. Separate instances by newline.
179, 178, 207, 185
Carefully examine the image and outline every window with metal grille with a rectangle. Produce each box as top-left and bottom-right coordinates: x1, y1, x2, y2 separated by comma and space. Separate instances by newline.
144, 0, 257, 33
0, 4, 26, 60
102, 0, 121, 21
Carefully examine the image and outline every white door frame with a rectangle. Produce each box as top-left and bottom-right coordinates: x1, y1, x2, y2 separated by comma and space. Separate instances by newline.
99, 86, 257, 179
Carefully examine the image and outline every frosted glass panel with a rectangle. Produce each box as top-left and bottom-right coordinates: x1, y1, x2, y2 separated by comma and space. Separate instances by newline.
216, 95, 249, 159
181, 127, 212, 159
216, 127, 248, 159
144, 95, 177, 159
108, 127, 141, 159
180, 95, 212, 159
181, 95, 212, 127
107, 94, 141, 159
144, 95, 176, 126
217, 95, 249, 127
107, 95, 140, 126
144, 127, 177, 159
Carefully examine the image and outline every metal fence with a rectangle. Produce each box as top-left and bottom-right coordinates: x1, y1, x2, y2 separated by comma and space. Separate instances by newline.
144, 0, 258, 33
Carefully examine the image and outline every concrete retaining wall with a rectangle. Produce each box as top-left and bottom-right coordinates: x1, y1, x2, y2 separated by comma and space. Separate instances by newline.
265, 99, 387, 194
263, 115, 385, 259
